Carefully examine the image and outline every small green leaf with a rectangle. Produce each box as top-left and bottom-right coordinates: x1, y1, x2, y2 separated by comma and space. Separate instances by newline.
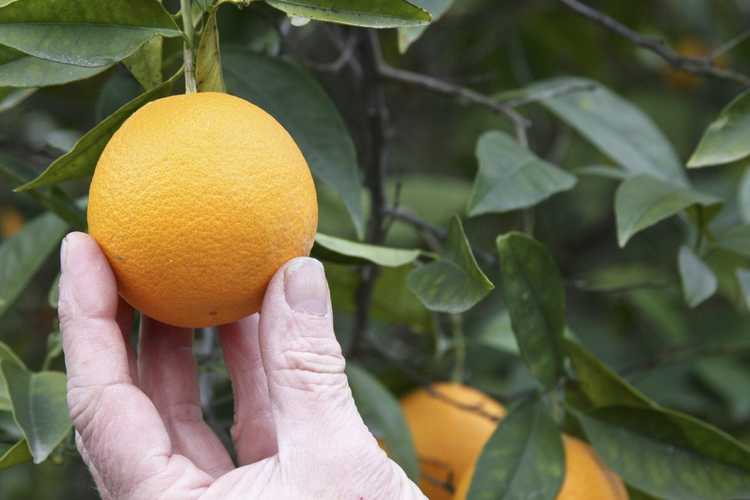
313, 233, 421, 267
265, 0, 430, 28
0, 0, 181, 68
196, 8, 225, 93
573, 164, 628, 180
531, 78, 687, 184
223, 48, 364, 237
0, 341, 26, 411
713, 225, 750, 257
697, 359, 750, 420
0, 45, 108, 87
397, 0, 453, 52
739, 168, 750, 224
16, 68, 182, 191
564, 339, 654, 409
575, 406, 750, 500
123, 37, 162, 90
42, 331, 63, 371
0, 439, 32, 470
466, 131, 576, 216
347, 363, 419, 481
736, 268, 750, 309
408, 216, 493, 313
467, 397, 564, 500
677, 246, 717, 308
496, 232, 565, 389
0, 86, 35, 111
0, 212, 68, 318
1, 362, 71, 464
615, 175, 718, 247
688, 90, 750, 168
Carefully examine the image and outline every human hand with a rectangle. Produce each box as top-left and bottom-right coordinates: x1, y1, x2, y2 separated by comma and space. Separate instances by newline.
58, 232, 425, 500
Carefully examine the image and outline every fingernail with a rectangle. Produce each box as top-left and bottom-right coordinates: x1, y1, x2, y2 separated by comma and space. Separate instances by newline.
284, 258, 328, 316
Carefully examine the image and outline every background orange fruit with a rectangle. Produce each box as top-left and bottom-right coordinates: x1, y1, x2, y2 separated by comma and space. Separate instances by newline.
400, 383, 506, 500
88, 92, 318, 328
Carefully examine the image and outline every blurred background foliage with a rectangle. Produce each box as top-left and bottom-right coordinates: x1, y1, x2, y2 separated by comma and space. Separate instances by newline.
3, 0, 750, 498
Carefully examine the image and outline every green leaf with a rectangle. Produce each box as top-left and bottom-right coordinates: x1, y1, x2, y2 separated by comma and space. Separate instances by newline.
496, 232, 565, 389
196, 8, 225, 93
532, 77, 687, 184
0, 341, 26, 412
614, 175, 718, 247
397, 0, 453, 52
467, 397, 564, 500
0, 155, 86, 228
0, 212, 68, 318
564, 339, 654, 409
264, 0, 430, 28
677, 246, 717, 308
573, 164, 629, 180
736, 268, 750, 309
688, 90, 750, 168
0, 439, 32, 470
313, 233, 421, 267
575, 406, 750, 500
739, 168, 750, 224
0, 44, 108, 87
123, 37, 162, 90
42, 332, 63, 371
223, 48, 364, 237
407, 216, 493, 313
16, 68, 182, 191
346, 363, 419, 481
713, 225, 750, 257
466, 130, 576, 216
48, 274, 60, 309
1, 362, 71, 464
0, 86, 34, 111
0, 0, 181, 68
697, 359, 750, 420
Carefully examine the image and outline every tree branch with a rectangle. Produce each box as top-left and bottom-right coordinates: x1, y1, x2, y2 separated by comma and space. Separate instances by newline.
559, 0, 750, 86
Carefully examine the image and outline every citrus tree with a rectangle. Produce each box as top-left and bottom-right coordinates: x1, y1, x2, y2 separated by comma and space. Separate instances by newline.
2, 0, 750, 499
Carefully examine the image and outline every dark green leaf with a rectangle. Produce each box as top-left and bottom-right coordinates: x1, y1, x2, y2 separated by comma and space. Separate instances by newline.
397, 0, 453, 52
0, 0, 181, 67
532, 78, 687, 184
0, 341, 26, 412
697, 359, 750, 420
16, 68, 182, 191
496, 232, 565, 389
407, 216, 493, 313
739, 168, 750, 224
313, 233, 421, 267
0, 212, 68, 318
347, 363, 419, 481
466, 131, 576, 216
48, 274, 60, 309
1, 362, 71, 463
223, 48, 364, 237
264, 0, 430, 28
0, 45, 108, 87
196, 8, 225, 93
42, 331, 63, 371
737, 268, 750, 309
677, 246, 717, 307
713, 224, 750, 257
0, 439, 32, 470
688, 90, 750, 168
615, 175, 718, 247
123, 37, 162, 90
467, 397, 564, 500
564, 339, 654, 409
0, 86, 35, 110
575, 406, 750, 500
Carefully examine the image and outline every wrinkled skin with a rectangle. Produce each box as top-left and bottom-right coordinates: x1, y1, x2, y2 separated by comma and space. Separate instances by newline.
59, 232, 425, 500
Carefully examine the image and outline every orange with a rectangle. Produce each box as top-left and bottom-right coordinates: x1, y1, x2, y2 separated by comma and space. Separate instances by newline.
88, 92, 317, 327
454, 435, 628, 500
400, 383, 506, 500
0, 206, 24, 238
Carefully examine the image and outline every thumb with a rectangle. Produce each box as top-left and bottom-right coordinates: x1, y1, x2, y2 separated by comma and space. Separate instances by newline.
258, 257, 374, 455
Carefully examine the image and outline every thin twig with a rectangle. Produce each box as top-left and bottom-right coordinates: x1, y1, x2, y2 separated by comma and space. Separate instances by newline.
708, 27, 750, 60
181, 0, 197, 93
308, 30, 359, 72
559, 0, 750, 86
385, 207, 447, 240
620, 340, 750, 378
349, 31, 391, 358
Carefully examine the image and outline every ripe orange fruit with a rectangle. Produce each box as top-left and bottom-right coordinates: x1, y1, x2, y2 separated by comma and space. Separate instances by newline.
454, 435, 629, 499
400, 383, 506, 500
88, 92, 318, 327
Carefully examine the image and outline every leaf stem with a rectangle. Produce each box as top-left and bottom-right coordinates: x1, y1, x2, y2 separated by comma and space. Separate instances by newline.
450, 314, 465, 383
181, 0, 197, 94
